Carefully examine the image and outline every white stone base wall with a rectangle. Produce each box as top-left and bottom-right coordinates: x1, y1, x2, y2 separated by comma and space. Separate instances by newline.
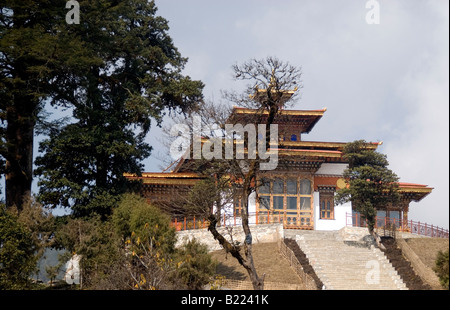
175, 223, 284, 252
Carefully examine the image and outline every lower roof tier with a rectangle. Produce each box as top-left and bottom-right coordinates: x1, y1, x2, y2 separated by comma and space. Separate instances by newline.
123, 173, 432, 202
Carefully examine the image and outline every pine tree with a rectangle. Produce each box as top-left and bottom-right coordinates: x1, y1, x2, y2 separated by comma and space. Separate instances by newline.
33, 0, 204, 217
335, 140, 401, 247
0, 0, 78, 210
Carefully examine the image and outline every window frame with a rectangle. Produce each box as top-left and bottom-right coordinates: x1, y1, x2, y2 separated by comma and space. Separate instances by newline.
256, 175, 314, 228
319, 190, 335, 220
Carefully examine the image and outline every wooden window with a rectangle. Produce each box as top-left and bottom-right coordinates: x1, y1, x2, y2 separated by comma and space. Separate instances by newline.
320, 192, 334, 219
287, 179, 297, 195
273, 196, 284, 210
299, 179, 312, 214
233, 190, 243, 215
272, 178, 284, 210
256, 176, 313, 219
286, 178, 297, 211
234, 199, 241, 215
273, 178, 284, 194
300, 179, 311, 195
259, 196, 270, 210
300, 197, 311, 210
259, 178, 270, 194
258, 178, 271, 211
287, 197, 297, 210
255, 175, 314, 229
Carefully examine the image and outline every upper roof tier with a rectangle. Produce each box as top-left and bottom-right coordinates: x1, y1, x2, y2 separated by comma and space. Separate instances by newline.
249, 87, 298, 106
228, 106, 327, 134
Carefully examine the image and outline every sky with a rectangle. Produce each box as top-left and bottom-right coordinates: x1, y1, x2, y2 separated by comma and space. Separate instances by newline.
146, 0, 449, 229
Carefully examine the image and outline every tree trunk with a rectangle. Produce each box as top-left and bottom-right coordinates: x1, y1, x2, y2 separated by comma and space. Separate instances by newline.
207, 182, 265, 290
207, 216, 264, 290
240, 185, 265, 290
368, 223, 386, 250
4, 10, 38, 211
5, 101, 35, 211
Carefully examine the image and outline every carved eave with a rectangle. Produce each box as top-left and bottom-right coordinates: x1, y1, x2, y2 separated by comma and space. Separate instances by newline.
249, 88, 297, 106
228, 107, 327, 134
275, 158, 324, 172
279, 141, 382, 151
398, 183, 433, 202
123, 172, 203, 186
275, 148, 342, 158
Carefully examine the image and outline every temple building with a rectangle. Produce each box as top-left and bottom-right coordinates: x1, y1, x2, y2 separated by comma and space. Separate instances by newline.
124, 88, 433, 231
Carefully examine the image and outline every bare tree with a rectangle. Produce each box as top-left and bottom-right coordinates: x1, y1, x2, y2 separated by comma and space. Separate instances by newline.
163, 57, 302, 290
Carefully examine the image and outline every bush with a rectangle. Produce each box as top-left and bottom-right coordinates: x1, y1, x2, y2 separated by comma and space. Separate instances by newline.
113, 193, 177, 255
175, 238, 217, 290
50, 193, 215, 290
0, 207, 37, 289
54, 215, 123, 289
434, 249, 449, 289
110, 193, 184, 289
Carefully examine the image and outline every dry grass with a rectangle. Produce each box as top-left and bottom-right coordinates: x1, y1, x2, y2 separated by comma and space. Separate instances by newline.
405, 238, 449, 270
209, 237, 449, 290
210, 242, 304, 287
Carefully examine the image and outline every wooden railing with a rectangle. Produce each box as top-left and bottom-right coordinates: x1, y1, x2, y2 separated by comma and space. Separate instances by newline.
346, 213, 449, 239
170, 211, 308, 231
278, 239, 319, 290
170, 212, 280, 231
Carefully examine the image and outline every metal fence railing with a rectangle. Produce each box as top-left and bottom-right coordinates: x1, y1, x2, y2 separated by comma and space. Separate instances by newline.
170, 211, 449, 239
346, 212, 449, 239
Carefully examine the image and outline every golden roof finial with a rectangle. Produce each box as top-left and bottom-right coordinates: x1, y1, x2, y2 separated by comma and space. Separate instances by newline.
269, 68, 276, 88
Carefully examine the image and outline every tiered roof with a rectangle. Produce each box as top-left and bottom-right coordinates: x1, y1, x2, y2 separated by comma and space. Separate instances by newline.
124, 84, 432, 203
228, 107, 326, 134
123, 172, 202, 185
398, 182, 433, 202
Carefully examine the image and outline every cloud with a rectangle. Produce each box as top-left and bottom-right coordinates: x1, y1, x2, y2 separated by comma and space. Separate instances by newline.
383, 0, 449, 228
151, 0, 449, 228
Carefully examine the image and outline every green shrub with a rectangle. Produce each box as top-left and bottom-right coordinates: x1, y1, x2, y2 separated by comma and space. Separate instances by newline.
175, 238, 217, 290
0, 207, 37, 289
434, 249, 449, 289
113, 193, 176, 255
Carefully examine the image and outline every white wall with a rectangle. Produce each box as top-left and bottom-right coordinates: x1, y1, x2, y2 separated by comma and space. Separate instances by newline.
176, 223, 284, 252
223, 191, 257, 226
313, 191, 352, 231
315, 163, 348, 175
313, 163, 350, 230
249, 192, 256, 224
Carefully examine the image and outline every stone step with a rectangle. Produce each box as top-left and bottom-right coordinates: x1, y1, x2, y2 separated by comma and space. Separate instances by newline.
291, 227, 407, 290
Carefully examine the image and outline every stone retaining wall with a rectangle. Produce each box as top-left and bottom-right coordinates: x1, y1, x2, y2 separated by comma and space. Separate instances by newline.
218, 279, 304, 290
396, 237, 443, 290
175, 223, 284, 252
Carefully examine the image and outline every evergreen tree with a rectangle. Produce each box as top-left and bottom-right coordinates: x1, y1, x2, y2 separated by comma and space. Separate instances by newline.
34, 0, 204, 217
0, 0, 79, 210
335, 140, 401, 247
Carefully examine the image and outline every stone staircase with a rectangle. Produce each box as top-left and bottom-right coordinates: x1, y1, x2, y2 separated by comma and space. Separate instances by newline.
286, 228, 407, 290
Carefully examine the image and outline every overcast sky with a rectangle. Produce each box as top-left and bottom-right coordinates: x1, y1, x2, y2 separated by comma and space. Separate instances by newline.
147, 0, 449, 229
